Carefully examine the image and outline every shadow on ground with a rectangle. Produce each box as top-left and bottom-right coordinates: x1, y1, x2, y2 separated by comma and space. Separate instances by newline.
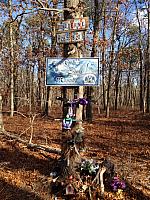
0, 178, 43, 200
0, 144, 55, 176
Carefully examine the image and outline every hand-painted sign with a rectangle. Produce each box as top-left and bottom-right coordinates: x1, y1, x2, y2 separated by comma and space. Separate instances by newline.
56, 17, 89, 33
46, 58, 100, 86
0, 0, 7, 3
57, 31, 85, 43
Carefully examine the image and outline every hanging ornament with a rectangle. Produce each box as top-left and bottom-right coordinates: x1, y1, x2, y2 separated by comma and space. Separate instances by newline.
79, 98, 88, 106
65, 184, 75, 195
62, 114, 73, 130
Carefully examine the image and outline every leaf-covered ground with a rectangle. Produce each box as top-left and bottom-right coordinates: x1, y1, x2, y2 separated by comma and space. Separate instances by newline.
0, 109, 150, 200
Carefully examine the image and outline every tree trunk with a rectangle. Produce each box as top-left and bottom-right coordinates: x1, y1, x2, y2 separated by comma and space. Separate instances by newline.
115, 69, 121, 110
76, 86, 84, 127
102, 3, 106, 111
63, 0, 84, 128
114, 38, 122, 110
29, 63, 32, 113
86, 86, 92, 122
88, 0, 99, 122
38, 60, 45, 112
0, 93, 4, 132
106, 1, 119, 117
45, 86, 53, 116
146, 2, 150, 112
8, 0, 14, 117
88, 0, 105, 120
134, 0, 144, 111
14, 66, 18, 111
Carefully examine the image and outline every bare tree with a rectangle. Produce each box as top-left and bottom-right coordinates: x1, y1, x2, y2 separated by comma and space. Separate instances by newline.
8, 0, 14, 117
146, 1, 150, 112
106, 0, 120, 117
134, 0, 145, 112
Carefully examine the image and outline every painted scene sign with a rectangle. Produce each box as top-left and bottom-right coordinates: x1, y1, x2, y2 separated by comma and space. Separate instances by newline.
46, 58, 100, 86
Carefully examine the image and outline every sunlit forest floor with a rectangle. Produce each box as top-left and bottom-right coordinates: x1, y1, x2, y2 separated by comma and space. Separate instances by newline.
0, 108, 150, 200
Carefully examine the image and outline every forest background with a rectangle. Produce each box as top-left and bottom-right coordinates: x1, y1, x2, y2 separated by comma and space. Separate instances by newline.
0, 0, 149, 116
0, 0, 150, 199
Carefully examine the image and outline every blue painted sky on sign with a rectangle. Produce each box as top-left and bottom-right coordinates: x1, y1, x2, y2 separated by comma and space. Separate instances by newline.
46, 58, 100, 86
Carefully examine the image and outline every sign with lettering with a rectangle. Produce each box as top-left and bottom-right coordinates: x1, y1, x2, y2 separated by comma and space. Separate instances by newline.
46, 58, 100, 86
57, 31, 85, 43
56, 17, 89, 33
0, 0, 7, 3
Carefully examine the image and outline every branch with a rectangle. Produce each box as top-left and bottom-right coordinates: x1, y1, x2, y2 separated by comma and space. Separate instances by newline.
11, 10, 37, 23
2, 111, 28, 118
10, 6, 70, 24
27, 143, 61, 154
36, 0, 45, 8
37, 7, 72, 13
0, 130, 61, 155
92, 166, 106, 195
29, 114, 37, 144
35, 0, 72, 12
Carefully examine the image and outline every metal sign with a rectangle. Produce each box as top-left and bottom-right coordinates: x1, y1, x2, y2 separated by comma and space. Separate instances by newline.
46, 58, 100, 86
56, 17, 89, 33
57, 31, 85, 43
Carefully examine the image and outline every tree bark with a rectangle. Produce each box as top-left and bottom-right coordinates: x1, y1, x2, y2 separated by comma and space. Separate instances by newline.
0, 93, 4, 132
102, 3, 106, 111
106, 1, 119, 117
63, 0, 84, 128
115, 68, 121, 110
134, 0, 144, 111
45, 86, 51, 116
8, 0, 14, 117
86, 86, 92, 122
146, 2, 150, 113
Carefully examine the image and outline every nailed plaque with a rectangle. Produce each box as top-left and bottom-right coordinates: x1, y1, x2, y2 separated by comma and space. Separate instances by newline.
57, 31, 85, 43
56, 17, 89, 33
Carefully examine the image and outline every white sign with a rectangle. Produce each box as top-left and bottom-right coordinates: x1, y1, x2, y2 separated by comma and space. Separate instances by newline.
56, 17, 89, 33
57, 31, 85, 43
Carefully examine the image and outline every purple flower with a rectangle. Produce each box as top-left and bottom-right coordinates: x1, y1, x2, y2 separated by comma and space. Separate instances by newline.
111, 176, 126, 191
120, 180, 126, 189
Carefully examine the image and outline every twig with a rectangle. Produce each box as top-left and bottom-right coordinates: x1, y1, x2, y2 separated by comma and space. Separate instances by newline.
29, 114, 36, 144
3, 111, 28, 118
10, 9, 38, 23
28, 113, 40, 144
37, 7, 72, 12
36, 0, 45, 8
89, 186, 93, 200
19, 126, 31, 137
